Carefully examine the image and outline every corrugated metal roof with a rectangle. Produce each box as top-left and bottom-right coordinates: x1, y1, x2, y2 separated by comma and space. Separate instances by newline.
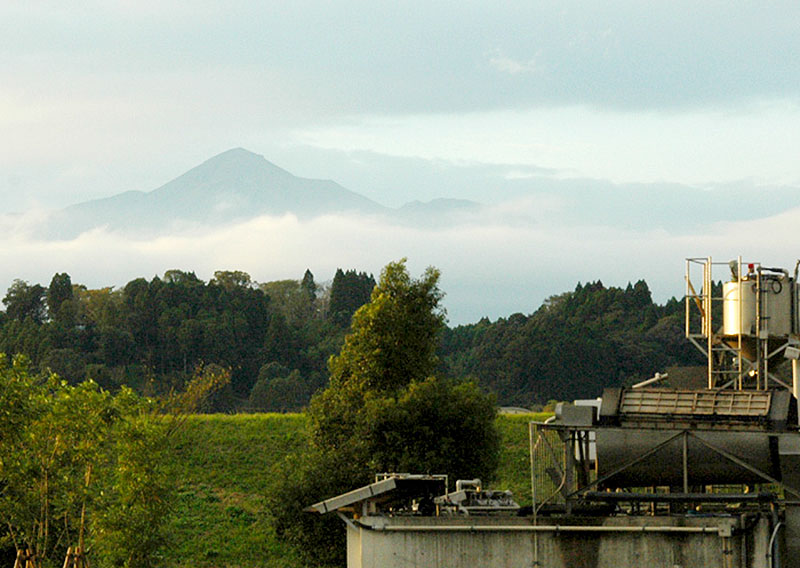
620, 389, 771, 417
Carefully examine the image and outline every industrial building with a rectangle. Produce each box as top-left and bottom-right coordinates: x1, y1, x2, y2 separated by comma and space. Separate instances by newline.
311, 257, 800, 568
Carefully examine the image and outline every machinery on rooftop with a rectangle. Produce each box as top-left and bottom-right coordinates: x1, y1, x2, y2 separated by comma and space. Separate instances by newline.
686, 256, 800, 393
435, 478, 520, 516
537, 257, 800, 567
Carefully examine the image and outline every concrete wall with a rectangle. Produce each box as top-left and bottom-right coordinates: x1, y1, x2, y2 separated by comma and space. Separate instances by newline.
346, 514, 773, 568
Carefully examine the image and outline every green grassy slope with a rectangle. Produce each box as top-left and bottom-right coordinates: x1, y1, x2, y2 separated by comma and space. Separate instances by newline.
164, 412, 548, 568
494, 412, 550, 507
164, 414, 308, 568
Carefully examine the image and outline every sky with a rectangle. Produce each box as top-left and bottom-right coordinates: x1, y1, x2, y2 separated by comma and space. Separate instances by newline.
2, 2, 800, 324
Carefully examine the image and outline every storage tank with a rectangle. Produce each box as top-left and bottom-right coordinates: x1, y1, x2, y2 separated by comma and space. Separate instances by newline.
594, 387, 797, 488
722, 271, 793, 338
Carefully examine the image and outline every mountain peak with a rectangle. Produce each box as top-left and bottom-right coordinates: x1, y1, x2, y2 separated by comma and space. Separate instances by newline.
203, 147, 275, 167
42, 149, 386, 240
162, 148, 294, 191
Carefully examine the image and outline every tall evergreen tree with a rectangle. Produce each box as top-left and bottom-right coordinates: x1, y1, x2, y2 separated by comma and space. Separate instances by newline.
47, 272, 73, 322
300, 269, 316, 301
328, 269, 376, 326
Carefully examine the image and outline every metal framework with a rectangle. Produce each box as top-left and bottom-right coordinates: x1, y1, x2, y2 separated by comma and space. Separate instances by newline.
685, 256, 797, 392
528, 421, 800, 517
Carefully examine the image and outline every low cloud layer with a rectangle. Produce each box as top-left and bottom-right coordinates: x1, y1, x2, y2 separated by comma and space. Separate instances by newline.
3, 204, 800, 325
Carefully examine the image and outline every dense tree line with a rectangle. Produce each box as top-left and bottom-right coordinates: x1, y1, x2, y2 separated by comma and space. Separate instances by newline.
440, 280, 703, 405
1, 269, 707, 410
0, 269, 376, 412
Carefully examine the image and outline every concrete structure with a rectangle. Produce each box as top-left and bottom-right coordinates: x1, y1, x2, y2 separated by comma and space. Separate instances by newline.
344, 515, 769, 568
312, 472, 781, 568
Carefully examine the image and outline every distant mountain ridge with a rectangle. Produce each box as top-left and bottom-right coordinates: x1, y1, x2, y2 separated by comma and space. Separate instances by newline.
43, 148, 475, 240
35, 147, 800, 242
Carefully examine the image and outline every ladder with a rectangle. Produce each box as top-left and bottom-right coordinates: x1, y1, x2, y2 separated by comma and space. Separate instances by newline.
685, 257, 748, 389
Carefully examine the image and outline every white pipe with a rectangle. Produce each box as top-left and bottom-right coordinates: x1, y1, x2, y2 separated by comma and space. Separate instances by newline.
794, 359, 800, 426
632, 372, 669, 389
767, 521, 782, 568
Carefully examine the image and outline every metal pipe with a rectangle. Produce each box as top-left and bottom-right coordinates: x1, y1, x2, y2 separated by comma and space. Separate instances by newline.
738, 255, 743, 390
682, 431, 689, 494
632, 372, 669, 389
582, 491, 775, 503
766, 521, 782, 568
793, 260, 799, 335
794, 358, 800, 426
528, 423, 540, 568
707, 256, 713, 389
563, 431, 575, 514
770, 506, 782, 568
374, 524, 724, 534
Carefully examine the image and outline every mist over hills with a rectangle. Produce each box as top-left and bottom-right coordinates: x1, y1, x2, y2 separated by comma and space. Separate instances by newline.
43, 149, 385, 239
41, 148, 488, 240
24, 147, 800, 242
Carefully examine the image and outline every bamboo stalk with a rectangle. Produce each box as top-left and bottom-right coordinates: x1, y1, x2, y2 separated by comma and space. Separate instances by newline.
62, 546, 72, 568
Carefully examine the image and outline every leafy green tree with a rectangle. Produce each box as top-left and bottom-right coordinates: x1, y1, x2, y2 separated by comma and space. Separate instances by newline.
326, 261, 443, 394
0, 318, 50, 366
0, 356, 141, 566
91, 406, 173, 568
270, 260, 498, 567
261, 279, 315, 327
162, 269, 203, 287
74, 286, 124, 330
39, 347, 86, 383
0, 356, 227, 568
311, 260, 446, 453
3, 280, 47, 323
363, 376, 498, 481
123, 278, 159, 366
249, 369, 307, 412
98, 327, 136, 367
210, 270, 254, 291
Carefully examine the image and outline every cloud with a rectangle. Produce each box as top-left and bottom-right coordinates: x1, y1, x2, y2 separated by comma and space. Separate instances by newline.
3, 2, 800, 215
294, 101, 800, 187
488, 51, 541, 75
3, 204, 800, 325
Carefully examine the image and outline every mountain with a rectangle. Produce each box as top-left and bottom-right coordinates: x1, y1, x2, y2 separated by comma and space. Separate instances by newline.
25, 147, 800, 242
43, 148, 395, 240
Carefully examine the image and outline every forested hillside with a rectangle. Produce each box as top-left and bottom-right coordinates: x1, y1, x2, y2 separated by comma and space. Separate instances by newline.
0, 270, 703, 408
0, 269, 375, 412
440, 280, 703, 405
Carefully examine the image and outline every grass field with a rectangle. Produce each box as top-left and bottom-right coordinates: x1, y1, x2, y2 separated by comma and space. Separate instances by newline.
163, 412, 549, 568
